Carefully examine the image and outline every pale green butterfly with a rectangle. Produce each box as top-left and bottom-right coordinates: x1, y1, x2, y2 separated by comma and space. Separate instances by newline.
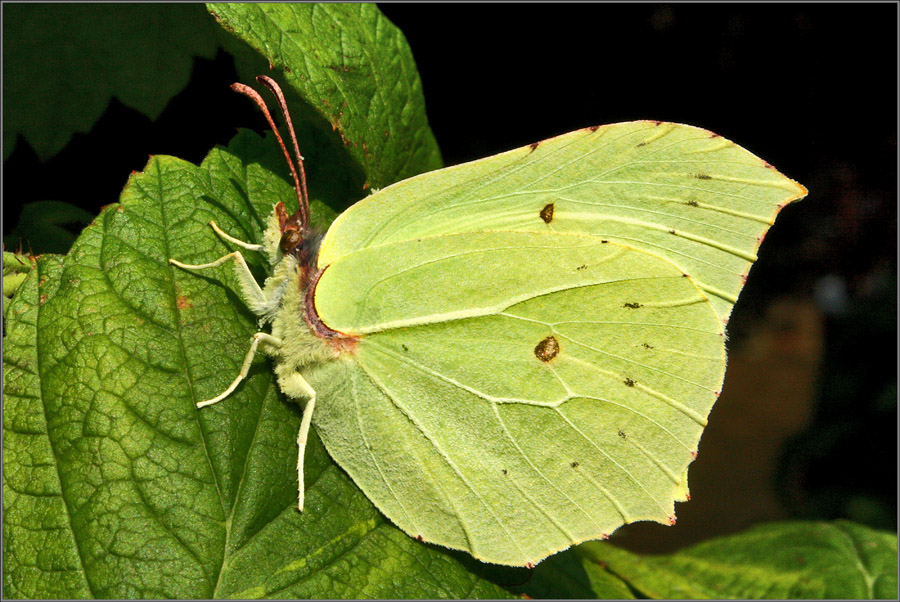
170, 75, 807, 567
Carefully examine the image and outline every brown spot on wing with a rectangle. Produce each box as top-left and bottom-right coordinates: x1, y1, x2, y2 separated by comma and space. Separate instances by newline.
539, 203, 554, 223
534, 336, 560, 362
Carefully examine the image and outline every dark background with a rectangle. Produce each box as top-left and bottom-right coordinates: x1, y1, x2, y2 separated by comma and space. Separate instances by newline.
4, 3, 897, 552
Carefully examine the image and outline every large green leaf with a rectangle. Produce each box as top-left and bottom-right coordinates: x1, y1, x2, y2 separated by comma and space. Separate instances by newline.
2, 4, 218, 161
1, 131, 511, 599
207, 3, 442, 189
587, 520, 898, 599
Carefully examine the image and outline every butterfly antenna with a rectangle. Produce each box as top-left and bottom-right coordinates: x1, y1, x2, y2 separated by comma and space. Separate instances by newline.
256, 75, 310, 231
231, 80, 309, 231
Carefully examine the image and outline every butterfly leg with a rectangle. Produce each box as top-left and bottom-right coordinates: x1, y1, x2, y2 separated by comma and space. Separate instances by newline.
208, 220, 265, 252
170, 250, 286, 317
279, 371, 317, 512
196, 332, 283, 409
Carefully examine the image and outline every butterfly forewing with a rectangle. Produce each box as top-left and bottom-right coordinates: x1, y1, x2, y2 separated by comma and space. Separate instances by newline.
318, 121, 806, 322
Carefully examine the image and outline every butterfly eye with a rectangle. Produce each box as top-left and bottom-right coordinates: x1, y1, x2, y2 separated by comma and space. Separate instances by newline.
280, 228, 304, 255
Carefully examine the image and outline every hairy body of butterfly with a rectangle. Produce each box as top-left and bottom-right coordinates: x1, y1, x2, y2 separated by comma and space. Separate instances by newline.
171, 76, 806, 567
170, 76, 352, 513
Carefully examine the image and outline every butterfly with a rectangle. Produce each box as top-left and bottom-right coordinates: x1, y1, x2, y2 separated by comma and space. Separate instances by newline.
171, 75, 806, 567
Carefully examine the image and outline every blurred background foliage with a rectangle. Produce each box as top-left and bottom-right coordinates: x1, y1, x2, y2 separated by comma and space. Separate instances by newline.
3, 3, 896, 551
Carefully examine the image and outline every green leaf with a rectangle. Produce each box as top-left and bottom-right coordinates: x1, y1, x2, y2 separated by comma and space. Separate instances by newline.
1, 131, 511, 599
3, 4, 218, 161
3, 251, 38, 316
206, 3, 442, 189
3, 254, 88, 598
512, 547, 637, 599
4, 200, 96, 256
586, 520, 898, 599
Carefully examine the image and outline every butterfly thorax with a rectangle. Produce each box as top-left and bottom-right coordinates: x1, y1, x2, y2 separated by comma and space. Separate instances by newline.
261, 203, 357, 376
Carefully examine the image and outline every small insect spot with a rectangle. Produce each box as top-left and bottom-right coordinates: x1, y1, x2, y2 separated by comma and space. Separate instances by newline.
652, 120, 663, 126
589, 125, 600, 132
691, 451, 699, 460
526, 562, 535, 570
624, 378, 635, 387
576, 264, 587, 271
601, 533, 610, 540
694, 173, 712, 180
686, 200, 699, 207
668, 515, 677, 526
571, 461, 579, 468
39, 294, 47, 305
618, 429, 627, 439
401, 344, 409, 352
636, 141, 647, 148
600, 239, 609, 244
539, 203, 554, 223
176, 295, 193, 310
686, 493, 692, 501
715, 390, 721, 397
416, 534, 424, 542
709, 132, 721, 138
669, 229, 676, 235
534, 336, 560, 362
529, 141, 540, 153
384, 130, 390, 139
623, 302, 642, 309
501, 469, 508, 475
641, 342, 653, 349
741, 274, 748, 284
763, 161, 774, 169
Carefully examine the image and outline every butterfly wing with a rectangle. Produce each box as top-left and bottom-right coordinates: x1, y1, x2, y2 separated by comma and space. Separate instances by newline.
319, 121, 807, 322
307, 122, 805, 566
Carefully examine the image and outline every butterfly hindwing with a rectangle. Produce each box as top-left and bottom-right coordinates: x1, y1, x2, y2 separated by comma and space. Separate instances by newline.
311, 231, 723, 565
